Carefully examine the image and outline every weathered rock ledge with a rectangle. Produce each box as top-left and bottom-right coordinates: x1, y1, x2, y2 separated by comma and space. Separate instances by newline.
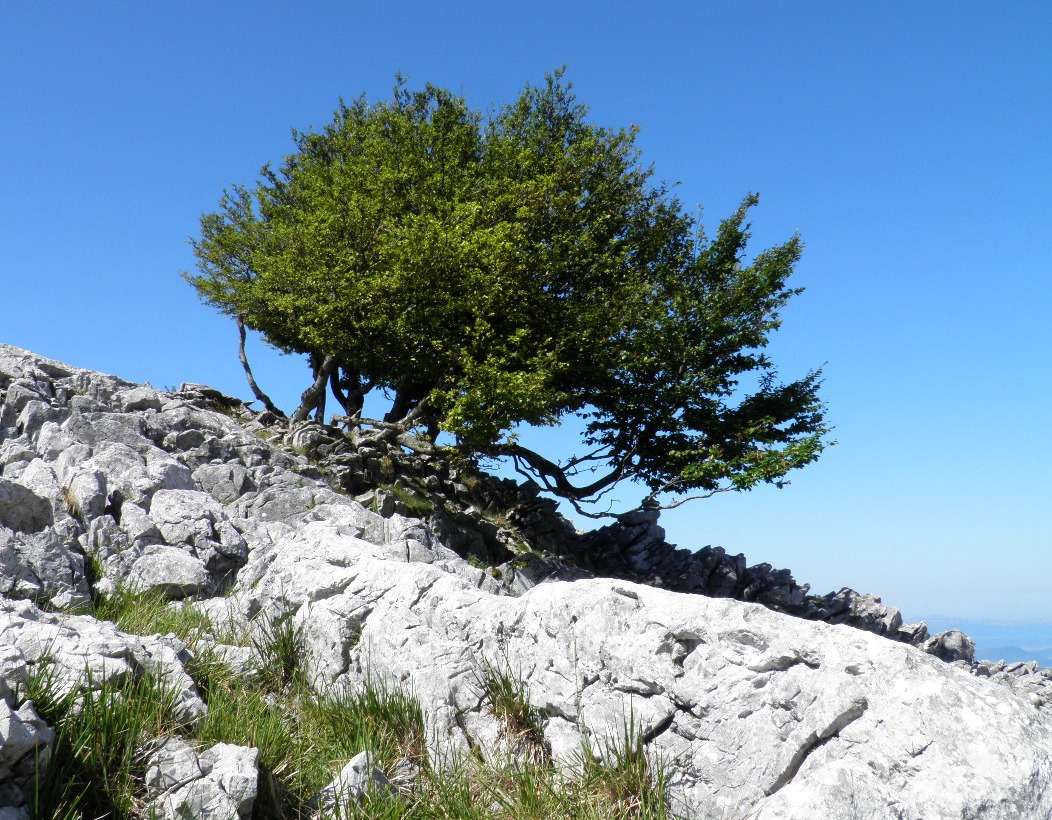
2, 341, 1052, 818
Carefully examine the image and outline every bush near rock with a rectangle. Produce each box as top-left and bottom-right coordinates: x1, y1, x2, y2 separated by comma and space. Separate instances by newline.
2, 341, 1052, 818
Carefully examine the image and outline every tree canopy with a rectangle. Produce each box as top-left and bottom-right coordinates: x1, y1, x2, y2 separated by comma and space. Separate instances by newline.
186, 71, 830, 516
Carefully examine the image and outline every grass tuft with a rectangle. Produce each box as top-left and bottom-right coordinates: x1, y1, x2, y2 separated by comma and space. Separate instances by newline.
577, 714, 671, 819
475, 658, 549, 762
25, 658, 187, 819
90, 585, 213, 640
251, 611, 305, 692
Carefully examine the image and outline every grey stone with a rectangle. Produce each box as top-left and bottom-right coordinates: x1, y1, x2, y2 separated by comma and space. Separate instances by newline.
0, 699, 54, 782
32, 421, 73, 461
144, 736, 205, 793
119, 502, 162, 544
253, 539, 1052, 818
149, 742, 259, 820
15, 400, 63, 443
66, 468, 108, 520
924, 628, 977, 664
198, 743, 259, 814
312, 751, 393, 815
0, 527, 90, 609
0, 645, 28, 705
132, 546, 211, 597
0, 597, 206, 721
64, 411, 153, 452
0, 442, 36, 471
149, 488, 247, 580
117, 385, 166, 412
0, 478, 53, 533
193, 463, 255, 504
151, 489, 226, 547
3, 381, 49, 414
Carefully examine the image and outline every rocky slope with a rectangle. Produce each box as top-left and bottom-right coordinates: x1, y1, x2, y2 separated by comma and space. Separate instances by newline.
2, 341, 1052, 818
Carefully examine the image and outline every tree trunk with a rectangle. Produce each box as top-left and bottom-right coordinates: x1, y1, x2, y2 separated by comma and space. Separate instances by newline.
384, 385, 419, 424
330, 366, 368, 418
291, 355, 337, 423
235, 316, 285, 418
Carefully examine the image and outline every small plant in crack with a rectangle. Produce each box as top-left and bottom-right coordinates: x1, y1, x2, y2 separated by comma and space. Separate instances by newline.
252, 611, 305, 692
578, 711, 671, 819
60, 484, 81, 521
475, 656, 550, 763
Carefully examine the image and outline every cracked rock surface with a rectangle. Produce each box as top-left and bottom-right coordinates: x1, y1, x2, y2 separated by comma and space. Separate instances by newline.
3, 341, 1052, 817
144, 737, 258, 820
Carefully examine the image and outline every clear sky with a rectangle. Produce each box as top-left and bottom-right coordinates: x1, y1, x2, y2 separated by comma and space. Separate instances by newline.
2, 2, 1050, 624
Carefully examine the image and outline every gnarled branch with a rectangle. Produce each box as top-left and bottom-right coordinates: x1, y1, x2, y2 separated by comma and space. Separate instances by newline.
236, 316, 285, 418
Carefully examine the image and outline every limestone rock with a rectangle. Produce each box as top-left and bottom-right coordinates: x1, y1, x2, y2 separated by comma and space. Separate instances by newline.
0, 478, 53, 534
311, 751, 394, 816
0, 698, 53, 808
246, 535, 1052, 818
0, 598, 206, 723
146, 738, 259, 820
5, 341, 1052, 818
0, 527, 90, 610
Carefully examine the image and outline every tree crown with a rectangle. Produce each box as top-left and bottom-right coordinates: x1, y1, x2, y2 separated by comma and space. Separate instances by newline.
186, 71, 831, 516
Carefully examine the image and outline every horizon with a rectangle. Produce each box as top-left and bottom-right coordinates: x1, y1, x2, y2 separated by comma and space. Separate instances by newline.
2, 3, 1049, 627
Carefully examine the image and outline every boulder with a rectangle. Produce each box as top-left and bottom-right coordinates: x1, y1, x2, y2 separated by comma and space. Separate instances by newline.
0, 527, 90, 609
253, 541, 1052, 818
0, 598, 206, 723
311, 750, 394, 815
0, 479, 52, 534
145, 738, 259, 820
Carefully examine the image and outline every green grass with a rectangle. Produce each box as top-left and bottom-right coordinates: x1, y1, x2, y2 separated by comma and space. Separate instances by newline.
90, 586, 213, 640
578, 715, 671, 820
32, 587, 671, 819
381, 482, 436, 518
475, 658, 549, 761
25, 660, 186, 819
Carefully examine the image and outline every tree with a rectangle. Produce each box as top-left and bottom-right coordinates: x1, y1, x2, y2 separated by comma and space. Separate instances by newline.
185, 71, 830, 516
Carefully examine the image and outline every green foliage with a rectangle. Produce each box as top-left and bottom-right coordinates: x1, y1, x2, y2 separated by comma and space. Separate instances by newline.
187, 69, 830, 514
192, 662, 426, 816
578, 715, 670, 819
381, 482, 436, 518
251, 611, 306, 692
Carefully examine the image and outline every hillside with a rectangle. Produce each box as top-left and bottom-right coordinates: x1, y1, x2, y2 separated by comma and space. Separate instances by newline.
2, 342, 1052, 818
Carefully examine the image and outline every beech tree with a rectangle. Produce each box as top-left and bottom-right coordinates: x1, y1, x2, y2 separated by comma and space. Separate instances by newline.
186, 71, 830, 515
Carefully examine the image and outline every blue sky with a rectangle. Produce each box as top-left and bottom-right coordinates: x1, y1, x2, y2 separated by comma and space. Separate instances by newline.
2, 2, 1050, 627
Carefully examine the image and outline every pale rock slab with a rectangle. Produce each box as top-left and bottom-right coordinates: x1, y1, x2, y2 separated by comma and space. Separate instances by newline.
230, 527, 1052, 819
0, 527, 89, 610
146, 738, 259, 820
0, 478, 52, 534
0, 598, 206, 723
0, 698, 53, 807
311, 750, 394, 816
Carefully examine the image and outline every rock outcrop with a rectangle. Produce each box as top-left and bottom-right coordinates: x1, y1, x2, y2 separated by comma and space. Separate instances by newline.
2, 341, 1052, 817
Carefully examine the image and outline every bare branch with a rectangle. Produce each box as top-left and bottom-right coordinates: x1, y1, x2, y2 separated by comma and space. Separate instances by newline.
647, 486, 736, 510
235, 316, 285, 418
291, 355, 337, 423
